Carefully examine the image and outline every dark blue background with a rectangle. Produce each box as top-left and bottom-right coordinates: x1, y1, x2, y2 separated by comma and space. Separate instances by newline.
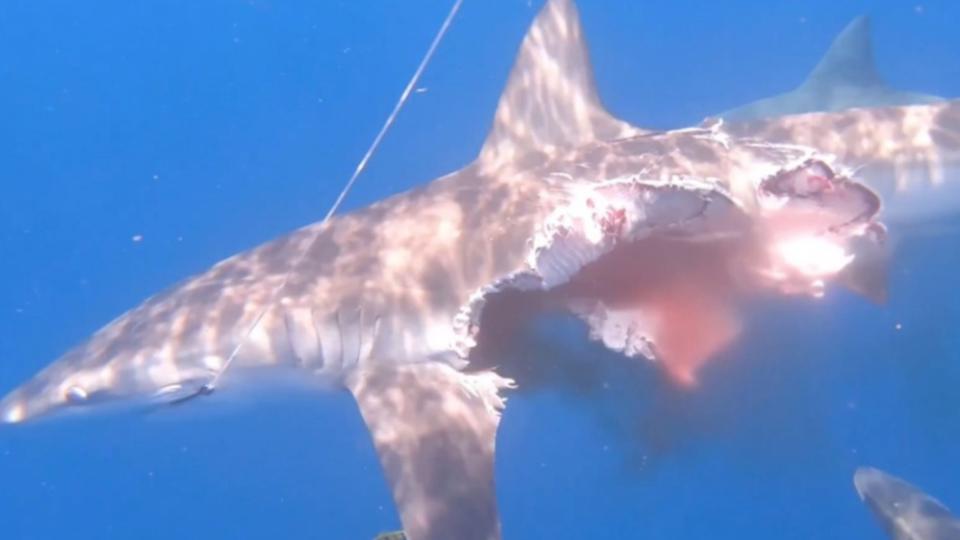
0, 1, 958, 538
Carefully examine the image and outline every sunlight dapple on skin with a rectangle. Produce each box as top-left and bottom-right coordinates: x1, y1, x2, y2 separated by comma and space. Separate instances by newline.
2, 1, 958, 538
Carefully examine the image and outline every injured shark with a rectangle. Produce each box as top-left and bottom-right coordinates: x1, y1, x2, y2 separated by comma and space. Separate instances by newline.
710, 17, 959, 305
0, 1, 956, 539
713, 15, 959, 249
719, 100, 960, 293
855, 467, 960, 539
719, 16, 942, 122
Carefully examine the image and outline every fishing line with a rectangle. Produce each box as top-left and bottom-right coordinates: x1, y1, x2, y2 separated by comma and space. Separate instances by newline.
187, 0, 466, 401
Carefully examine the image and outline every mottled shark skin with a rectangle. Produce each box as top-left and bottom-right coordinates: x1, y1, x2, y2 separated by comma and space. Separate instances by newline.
2, 1, 938, 539
855, 467, 960, 540
719, 101, 960, 302
720, 16, 942, 121
722, 102, 960, 227
715, 16, 957, 300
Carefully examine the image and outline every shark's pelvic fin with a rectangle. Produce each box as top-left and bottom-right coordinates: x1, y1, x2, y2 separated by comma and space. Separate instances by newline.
346, 363, 513, 540
720, 16, 942, 121
478, 0, 643, 167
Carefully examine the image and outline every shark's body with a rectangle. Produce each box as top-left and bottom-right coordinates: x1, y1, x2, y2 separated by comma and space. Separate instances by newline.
723, 102, 960, 232
855, 467, 960, 540
716, 15, 959, 248
1, 2, 958, 539
719, 16, 942, 122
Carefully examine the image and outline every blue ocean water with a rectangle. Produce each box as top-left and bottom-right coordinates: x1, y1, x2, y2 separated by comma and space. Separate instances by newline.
0, 0, 958, 538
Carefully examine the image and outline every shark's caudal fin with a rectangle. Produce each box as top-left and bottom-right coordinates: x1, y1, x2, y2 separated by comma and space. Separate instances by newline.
477, 0, 643, 167
720, 16, 942, 121
347, 363, 512, 540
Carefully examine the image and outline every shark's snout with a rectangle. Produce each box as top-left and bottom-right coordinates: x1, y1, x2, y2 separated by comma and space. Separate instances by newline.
0, 354, 137, 424
0, 384, 59, 424
0, 390, 26, 423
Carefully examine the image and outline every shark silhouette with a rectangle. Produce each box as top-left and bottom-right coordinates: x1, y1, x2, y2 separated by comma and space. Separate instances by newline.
1, 1, 957, 539
855, 467, 960, 540
719, 16, 942, 121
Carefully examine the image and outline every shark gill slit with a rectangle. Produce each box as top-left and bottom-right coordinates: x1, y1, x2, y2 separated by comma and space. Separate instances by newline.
193, 0, 465, 398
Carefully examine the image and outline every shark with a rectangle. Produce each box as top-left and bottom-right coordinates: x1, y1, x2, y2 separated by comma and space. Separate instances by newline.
1, 1, 958, 539
721, 101, 960, 244
719, 15, 942, 122
714, 14, 958, 238
713, 16, 959, 285
855, 467, 960, 539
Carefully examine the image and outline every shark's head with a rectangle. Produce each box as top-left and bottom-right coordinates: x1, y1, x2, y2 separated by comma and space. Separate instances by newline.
0, 335, 218, 423
0, 369, 117, 424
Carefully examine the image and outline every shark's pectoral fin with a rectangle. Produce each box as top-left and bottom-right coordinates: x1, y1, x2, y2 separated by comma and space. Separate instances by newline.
346, 363, 514, 540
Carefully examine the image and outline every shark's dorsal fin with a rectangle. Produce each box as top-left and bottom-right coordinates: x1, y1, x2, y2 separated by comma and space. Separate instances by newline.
803, 16, 882, 90
478, 0, 641, 166
718, 15, 941, 121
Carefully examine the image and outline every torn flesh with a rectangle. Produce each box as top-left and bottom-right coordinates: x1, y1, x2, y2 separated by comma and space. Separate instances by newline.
747, 158, 883, 297
453, 174, 747, 387
454, 160, 883, 388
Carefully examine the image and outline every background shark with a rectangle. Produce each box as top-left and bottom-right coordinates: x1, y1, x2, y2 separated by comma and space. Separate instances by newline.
720, 16, 942, 121
855, 467, 960, 540
378, 467, 960, 540
0, 1, 956, 540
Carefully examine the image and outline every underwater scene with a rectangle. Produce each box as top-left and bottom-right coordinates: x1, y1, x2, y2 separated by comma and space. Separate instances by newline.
1, 1, 959, 539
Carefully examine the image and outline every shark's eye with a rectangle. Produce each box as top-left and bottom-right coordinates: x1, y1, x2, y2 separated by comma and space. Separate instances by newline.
64, 385, 89, 404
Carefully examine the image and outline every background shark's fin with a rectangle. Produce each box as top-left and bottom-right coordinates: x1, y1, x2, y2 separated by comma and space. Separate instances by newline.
803, 16, 882, 90
720, 16, 942, 121
477, 0, 642, 167
346, 363, 513, 540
